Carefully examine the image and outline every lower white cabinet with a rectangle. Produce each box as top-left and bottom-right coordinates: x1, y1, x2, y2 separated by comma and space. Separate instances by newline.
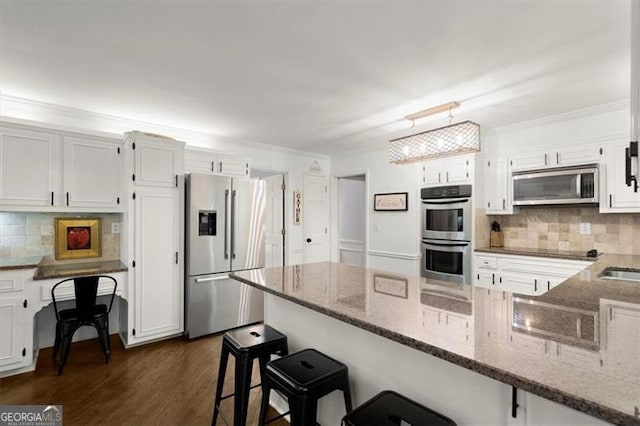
131, 186, 183, 343
474, 253, 589, 295
0, 294, 27, 370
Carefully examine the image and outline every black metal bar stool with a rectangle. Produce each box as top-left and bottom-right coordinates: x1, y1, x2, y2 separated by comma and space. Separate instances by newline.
212, 324, 288, 426
341, 390, 457, 426
258, 348, 352, 426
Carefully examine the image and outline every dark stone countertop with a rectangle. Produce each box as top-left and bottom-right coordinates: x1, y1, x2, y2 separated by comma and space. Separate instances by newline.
33, 260, 128, 281
0, 256, 43, 270
231, 255, 640, 425
475, 246, 601, 262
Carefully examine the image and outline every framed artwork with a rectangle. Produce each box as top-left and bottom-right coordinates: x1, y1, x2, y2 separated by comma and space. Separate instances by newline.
373, 274, 408, 299
55, 218, 101, 260
374, 192, 408, 211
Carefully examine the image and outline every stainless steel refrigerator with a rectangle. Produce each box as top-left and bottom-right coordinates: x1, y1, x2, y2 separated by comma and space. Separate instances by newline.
184, 173, 266, 339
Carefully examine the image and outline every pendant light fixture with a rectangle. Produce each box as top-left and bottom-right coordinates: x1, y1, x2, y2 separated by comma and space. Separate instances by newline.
389, 101, 480, 164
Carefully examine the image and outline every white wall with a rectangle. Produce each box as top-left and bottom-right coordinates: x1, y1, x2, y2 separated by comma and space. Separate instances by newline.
331, 150, 422, 275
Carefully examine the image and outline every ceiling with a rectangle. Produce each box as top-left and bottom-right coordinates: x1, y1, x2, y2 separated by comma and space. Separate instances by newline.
0, 1, 631, 154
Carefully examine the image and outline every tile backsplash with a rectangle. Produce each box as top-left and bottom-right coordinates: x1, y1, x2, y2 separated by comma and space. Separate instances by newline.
476, 207, 640, 255
0, 212, 122, 263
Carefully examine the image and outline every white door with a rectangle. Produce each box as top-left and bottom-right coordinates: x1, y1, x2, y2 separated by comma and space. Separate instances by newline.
264, 175, 284, 268
422, 162, 442, 186
63, 136, 121, 209
485, 157, 508, 214
0, 127, 61, 206
509, 150, 548, 171
303, 174, 328, 263
338, 176, 366, 266
133, 186, 182, 341
444, 157, 469, 184
0, 295, 25, 369
218, 157, 249, 177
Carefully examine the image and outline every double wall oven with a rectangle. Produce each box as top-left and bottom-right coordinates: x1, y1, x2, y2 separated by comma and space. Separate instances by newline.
420, 185, 472, 285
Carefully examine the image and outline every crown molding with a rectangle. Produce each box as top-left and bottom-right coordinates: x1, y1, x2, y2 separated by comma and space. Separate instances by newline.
0, 94, 330, 160
488, 99, 629, 135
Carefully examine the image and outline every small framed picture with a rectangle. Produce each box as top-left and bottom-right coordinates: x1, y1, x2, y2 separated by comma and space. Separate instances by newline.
55, 218, 101, 260
373, 274, 409, 299
374, 192, 408, 211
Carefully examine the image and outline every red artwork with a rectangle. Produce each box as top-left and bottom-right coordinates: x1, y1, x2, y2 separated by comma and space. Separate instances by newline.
66, 227, 91, 250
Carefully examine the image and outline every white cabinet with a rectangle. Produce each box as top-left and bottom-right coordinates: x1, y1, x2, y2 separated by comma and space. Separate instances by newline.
132, 187, 182, 341
420, 306, 473, 355
0, 270, 30, 373
124, 133, 184, 345
603, 302, 640, 378
600, 140, 640, 212
0, 123, 124, 211
185, 147, 250, 177
484, 157, 513, 214
0, 126, 60, 207
509, 143, 602, 172
63, 136, 122, 209
129, 134, 181, 188
474, 253, 589, 295
0, 295, 26, 371
421, 154, 473, 187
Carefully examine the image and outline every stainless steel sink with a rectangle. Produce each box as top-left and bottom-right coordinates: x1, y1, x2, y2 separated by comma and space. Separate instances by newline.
598, 267, 640, 283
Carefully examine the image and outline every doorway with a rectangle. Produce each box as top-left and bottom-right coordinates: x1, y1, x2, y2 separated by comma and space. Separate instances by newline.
252, 169, 286, 268
337, 174, 367, 267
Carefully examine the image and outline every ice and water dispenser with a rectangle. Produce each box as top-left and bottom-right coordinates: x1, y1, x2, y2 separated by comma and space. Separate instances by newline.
199, 211, 216, 236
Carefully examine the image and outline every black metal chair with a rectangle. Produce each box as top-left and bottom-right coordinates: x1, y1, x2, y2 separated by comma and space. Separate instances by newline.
341, 390, 457, 426
258, 348, 352, 426
51, 275, 117, 375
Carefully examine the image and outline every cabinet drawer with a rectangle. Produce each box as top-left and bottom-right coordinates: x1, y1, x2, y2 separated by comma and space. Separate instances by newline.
476, 256, 497, 269
41, 276, 120, 302
0, 270, 31, 293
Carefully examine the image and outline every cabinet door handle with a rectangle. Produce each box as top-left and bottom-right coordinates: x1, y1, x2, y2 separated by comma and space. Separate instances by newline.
219, 162, 223, 173
547, 281, 550, 291
175, 251, 178, 264
492, 273, 495, 285
544, 153, 548, 165
51, 191, 54, 206
556, 152, 560, 164
534, 279, 537, 292
499, 276, 502, 283
211, 161, 214, 172
477, 273, 480, 281
446, 171, 449, 182
66, 192, 69, 206
502, 199, 506, 210
438, 172, 441, 183
609, 194, 612, 208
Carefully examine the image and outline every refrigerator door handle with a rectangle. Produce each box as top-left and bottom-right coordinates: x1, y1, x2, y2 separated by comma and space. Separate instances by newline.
231, 189, 237, 259
195, 275, 230, 283
224, 189, 230, 259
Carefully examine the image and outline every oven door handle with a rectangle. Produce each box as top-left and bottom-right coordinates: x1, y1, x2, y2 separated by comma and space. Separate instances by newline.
422, 240, 470, 247
421, 199, 470, 205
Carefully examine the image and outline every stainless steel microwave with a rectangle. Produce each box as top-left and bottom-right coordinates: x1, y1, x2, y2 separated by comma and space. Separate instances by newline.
512, 164, 599, 206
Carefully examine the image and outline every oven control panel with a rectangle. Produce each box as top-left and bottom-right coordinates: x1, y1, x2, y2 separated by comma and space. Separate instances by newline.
421, 184, 472, 199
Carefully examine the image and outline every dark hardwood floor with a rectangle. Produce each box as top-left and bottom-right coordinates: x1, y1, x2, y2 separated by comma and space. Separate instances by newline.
0, 334, 288, 426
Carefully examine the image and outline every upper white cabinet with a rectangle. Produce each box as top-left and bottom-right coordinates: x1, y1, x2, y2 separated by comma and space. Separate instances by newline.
509, 143, 602, 172
128, 134, 181, 188
0, 123, 123, 211
0, 127, 61, 207
421, 154, 473, 187
185, 147, 249, 177
63, 136, 122, 209
600, 139, 640, 212
484, 157, 513, 214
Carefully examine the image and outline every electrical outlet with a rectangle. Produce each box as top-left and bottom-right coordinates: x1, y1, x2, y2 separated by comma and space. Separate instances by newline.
580, 222, 591, 235
112, 223, 121, 234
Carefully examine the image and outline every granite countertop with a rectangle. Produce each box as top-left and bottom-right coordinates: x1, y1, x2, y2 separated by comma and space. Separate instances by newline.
33, 260, 128, 280
0, 256, 43, 270
475, 246, 601, 261
231, 255, 640, 425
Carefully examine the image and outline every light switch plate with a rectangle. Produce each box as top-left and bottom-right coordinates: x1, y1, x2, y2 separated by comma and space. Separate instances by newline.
580, 222, 591, 235
111, 223, 121, 234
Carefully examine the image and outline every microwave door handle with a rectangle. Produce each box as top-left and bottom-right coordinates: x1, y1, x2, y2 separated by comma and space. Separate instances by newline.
575, 173, 582, 199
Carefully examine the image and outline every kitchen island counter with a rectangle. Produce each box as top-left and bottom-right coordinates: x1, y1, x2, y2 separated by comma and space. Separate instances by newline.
232, 258, 640, 425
